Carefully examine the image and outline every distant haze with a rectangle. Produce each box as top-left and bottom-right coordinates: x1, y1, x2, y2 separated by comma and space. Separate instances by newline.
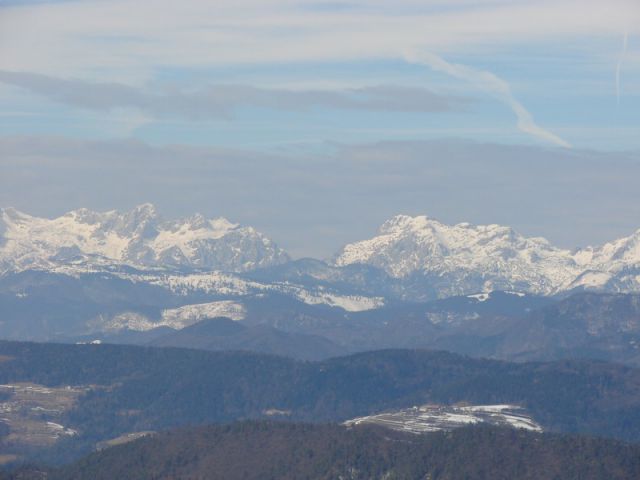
1, 136, 638, 259
0, 0, 638, 258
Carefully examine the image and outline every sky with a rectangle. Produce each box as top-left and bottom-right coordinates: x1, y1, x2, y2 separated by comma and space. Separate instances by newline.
0, 0, 639, 258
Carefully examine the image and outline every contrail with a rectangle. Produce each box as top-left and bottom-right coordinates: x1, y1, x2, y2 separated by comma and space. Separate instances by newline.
404, 50, 571, 148
616, 29, 629, 105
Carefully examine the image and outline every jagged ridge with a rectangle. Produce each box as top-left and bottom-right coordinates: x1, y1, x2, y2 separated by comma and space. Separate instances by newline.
3, 207, 640, 298
0, 204, 290, 273
334, 214, 640, 296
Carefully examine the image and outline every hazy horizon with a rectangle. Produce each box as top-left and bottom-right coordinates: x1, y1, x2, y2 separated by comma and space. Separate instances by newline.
1, 0, 639, 258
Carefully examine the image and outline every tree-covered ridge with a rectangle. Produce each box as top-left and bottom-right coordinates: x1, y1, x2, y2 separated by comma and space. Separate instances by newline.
1, 341, 640, 463
31, 422, 640, 480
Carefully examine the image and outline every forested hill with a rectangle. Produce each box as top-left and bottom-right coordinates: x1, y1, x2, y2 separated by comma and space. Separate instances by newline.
21, 422, 640, 480
2, 341, 640, 464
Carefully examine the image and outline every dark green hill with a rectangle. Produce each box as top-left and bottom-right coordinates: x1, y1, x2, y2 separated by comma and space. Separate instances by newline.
150, 317, 347, 360
39, 422, 640, 480
1, 341, 640, 463
493, 293, 640, 364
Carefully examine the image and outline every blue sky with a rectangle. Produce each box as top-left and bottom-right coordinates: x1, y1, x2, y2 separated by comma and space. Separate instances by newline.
0, 0, 639, 256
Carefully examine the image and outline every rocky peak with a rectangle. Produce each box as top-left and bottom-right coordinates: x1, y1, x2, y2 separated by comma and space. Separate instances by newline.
0, 205, 289, 273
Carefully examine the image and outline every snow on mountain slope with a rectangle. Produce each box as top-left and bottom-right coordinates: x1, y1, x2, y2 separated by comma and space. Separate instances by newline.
578, 229, 640, 268
334, 214, 640, 296
3, 206, 640, 301
100, 301, 246, 332
0, 205, 289, 273
294, 291, 384, 311
162, 301, 246, 326
135, 271, 384, 312
568, 230, 640, 291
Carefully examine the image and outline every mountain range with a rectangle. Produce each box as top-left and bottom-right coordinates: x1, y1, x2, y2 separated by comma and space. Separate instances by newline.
2, 208, 640, 477
0, 204, 289, 274
2, 205, 640, 301
2, 205, 640, 366
336, 214, 640, 297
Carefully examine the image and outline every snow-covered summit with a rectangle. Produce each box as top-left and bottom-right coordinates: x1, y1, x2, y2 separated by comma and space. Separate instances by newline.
334, 214, 640, 296
3, 207, 640, 298
0, 205, 289, 273
577, 228, 640, 267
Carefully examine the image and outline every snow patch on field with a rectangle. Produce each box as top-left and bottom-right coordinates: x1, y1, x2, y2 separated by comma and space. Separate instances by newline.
0, 383, 87, 448
345, 404, 542, 434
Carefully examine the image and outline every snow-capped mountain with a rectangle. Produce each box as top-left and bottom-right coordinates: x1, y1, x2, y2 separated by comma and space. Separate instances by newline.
2, 206, 640, 303
334, 214, 640, 296
0, 204, 289, 273
567, 228, 640, 292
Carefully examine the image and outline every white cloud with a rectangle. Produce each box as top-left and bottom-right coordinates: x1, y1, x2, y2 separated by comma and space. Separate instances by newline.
0, 0, 636, 79
404, 50, 571, 148
0, 70, 469, 118
616, 29, 629, 104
